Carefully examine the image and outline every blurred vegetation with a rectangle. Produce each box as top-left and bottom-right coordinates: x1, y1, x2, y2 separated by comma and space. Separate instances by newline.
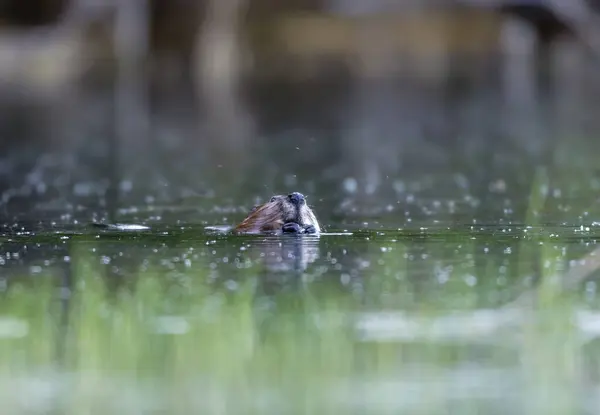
0, 0, 591, 92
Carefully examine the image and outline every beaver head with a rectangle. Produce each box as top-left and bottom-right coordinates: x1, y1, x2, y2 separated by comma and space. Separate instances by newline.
233, 192, 320, 235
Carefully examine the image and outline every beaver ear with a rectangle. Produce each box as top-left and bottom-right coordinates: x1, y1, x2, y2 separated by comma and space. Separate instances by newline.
270, 196, 277, 202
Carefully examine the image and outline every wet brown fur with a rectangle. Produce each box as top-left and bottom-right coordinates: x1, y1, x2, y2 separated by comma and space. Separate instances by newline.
233, 194, 320, 234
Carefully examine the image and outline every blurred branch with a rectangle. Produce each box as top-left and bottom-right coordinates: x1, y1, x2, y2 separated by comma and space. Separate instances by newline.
195, 0, 246, 106
193, 0, 255, 160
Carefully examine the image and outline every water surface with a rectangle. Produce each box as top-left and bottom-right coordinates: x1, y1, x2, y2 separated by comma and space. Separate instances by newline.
2, 216, 600, 414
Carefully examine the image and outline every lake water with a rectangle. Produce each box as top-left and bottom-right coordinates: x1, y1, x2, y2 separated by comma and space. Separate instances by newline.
1, 50, 600, 414
2, 215, 600, 414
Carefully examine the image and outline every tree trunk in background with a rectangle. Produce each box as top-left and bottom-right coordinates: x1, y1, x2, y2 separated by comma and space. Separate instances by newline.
193, 0, 256, 189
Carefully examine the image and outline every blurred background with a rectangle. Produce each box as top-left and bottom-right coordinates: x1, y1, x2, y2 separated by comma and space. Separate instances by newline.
3, 2, 600, 414
0, 0, 599, 228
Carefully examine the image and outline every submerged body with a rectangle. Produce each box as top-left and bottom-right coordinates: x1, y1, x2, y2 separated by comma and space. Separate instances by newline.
234, 192, 320, 235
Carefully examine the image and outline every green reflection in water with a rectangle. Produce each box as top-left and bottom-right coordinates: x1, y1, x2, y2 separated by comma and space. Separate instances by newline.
0, 227, 599, 414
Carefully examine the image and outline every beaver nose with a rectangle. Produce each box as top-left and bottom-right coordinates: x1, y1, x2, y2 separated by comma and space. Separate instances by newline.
288, 192, 305, 206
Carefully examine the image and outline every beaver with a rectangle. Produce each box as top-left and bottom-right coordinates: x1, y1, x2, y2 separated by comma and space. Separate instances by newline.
233, 192, 320, 235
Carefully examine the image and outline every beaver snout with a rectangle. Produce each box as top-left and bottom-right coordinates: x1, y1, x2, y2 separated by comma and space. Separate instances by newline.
288, 192, 305, 206
233, 192, 320, 235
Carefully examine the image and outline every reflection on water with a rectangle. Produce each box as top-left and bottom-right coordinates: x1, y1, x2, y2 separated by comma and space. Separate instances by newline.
0, 224, 600, 413
248, 237, 319, 275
